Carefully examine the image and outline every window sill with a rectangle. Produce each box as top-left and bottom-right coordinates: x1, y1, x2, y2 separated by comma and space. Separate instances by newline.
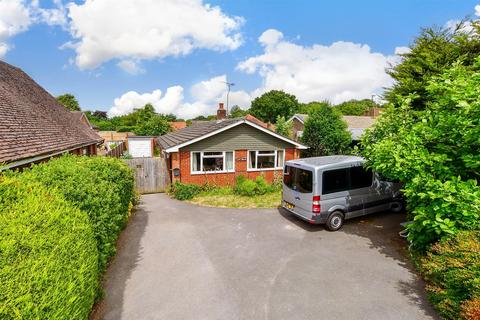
190, 171, 235, 175
247, 168, 283, 172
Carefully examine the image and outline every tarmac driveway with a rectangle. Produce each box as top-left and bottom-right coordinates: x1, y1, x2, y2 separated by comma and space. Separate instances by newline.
93, 193, 438, 320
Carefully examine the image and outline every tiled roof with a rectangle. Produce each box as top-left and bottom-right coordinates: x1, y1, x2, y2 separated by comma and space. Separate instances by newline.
157, 119, 240, 149
0, 61, 103, 163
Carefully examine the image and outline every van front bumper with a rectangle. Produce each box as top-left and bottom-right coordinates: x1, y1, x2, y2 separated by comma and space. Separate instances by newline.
282, 205, 327, 224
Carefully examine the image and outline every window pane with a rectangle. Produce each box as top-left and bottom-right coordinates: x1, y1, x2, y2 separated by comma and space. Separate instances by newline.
226, 152, 234, 171
283, 166, 294, 189
192, 152, 201, 172
203, 151, 223, 156
350, 166, 373, 189
276, 150, 284, 167
322, 168, 349, 194
203, 156, 223, 171
296, 169, 313, 193
257, 155, 275, 168
249, 151, 256, 169
258, 150, 275, 155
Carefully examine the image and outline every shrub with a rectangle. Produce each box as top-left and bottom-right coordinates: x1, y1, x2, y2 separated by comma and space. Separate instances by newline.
169, 181, 202, 200
20, 155, 135, 273
233, 175, 274, 196
0, 175, 99, 319
418, 230, 480, 320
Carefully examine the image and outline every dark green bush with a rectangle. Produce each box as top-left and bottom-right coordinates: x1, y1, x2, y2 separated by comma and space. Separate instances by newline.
21, 155, 135, 273
418, 230, 480, 320
168, 181, 202, 200
0, 175, 99, 319
233, 175, 274, 196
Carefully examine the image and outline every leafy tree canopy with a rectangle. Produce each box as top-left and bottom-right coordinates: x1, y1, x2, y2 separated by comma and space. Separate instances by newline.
275, 115, 293, 138
301, 104, 351, 156
57, 93, 81, 111
361, 59, 480, 249
299, 101, 331, 115
250, 90, 299, 123
334, 99, 379, 116
229, 105, 249, 118
134, 114, 171, 136
384, 21, 480, 109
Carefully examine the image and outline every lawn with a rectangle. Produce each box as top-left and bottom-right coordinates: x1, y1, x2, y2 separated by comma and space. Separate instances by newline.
188, 187, 281, 208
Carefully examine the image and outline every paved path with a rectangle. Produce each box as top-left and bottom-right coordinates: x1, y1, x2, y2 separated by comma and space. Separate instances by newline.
93, 194, 438, 320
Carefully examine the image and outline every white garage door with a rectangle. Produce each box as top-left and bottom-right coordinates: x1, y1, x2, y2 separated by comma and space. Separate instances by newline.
128, 139, 152, 158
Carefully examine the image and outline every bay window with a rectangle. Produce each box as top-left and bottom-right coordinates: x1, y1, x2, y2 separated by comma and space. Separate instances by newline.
191, 151, 234, 173
248, 150, 285, 170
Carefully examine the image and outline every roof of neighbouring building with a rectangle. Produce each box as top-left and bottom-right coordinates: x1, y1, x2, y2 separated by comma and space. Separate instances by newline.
0, 61, 103, 164
157, 117, 307, 152
288, 113, 376, 140
170, 121, 187, 131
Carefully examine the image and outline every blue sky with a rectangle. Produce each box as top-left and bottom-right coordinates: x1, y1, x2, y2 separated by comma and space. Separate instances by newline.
1, 0, 478, 118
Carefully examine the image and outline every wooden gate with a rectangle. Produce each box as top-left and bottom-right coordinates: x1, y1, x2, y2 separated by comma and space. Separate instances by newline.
124, 158, 170, 194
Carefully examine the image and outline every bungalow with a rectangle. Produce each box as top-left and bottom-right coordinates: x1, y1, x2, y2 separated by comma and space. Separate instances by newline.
157, 104, 307, 186
0, 61, 103, 170
287, 113, 376, 142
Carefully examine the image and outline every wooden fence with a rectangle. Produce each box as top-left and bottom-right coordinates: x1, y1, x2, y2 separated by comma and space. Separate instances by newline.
106, 141, 127, 158
124, 157, 170, 194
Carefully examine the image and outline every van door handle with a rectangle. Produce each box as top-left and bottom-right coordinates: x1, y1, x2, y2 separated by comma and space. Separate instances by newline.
295, 196, 300, 200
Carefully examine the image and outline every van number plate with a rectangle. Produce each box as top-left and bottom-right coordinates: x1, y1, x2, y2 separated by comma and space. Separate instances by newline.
284, 201, 295, 209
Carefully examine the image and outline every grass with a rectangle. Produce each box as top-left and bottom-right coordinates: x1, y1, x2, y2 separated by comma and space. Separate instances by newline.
188, 187, 281, 208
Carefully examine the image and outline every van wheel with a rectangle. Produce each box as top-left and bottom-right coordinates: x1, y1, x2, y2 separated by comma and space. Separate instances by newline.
326, 211, 344, 231
391, 201, 403, 213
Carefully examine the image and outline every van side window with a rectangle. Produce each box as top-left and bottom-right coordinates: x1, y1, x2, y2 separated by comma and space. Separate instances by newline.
322, 168, 349, 194
284, 166, 313, 193
350, 166, 373, 189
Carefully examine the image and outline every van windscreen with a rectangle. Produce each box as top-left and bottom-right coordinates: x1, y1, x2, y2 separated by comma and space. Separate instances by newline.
284, 166, 313, 193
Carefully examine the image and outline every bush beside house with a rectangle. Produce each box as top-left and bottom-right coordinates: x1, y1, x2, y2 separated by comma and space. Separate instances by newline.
0, 155, 135, 319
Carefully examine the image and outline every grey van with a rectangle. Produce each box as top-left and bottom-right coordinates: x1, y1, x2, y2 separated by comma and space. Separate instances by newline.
282, 156, 403, 231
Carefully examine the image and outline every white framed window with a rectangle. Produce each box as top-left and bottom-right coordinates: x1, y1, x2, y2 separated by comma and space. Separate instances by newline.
191, 151, 235, 174
248, 150, 285, 171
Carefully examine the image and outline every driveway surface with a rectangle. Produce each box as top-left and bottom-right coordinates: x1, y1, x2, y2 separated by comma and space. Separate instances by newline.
94, 193, 438, 320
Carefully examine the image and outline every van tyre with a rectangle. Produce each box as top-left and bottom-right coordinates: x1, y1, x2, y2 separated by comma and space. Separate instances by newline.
326, 211, 344, 231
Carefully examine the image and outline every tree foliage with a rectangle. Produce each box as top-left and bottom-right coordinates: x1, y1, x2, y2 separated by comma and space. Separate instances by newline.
229, 105, 249, 118
384, 22, 480, 109
299, 101, 331, 115
275, 115, 292, 137
361, 59, 480, 249
334, 99, 379, 115
250, 90, 299, 123
134, 114, 171, 136
57, 93, 81, 111
301, 104, 351, 156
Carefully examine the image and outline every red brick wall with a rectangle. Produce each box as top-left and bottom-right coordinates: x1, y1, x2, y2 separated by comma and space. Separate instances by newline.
177, 148, 298, 186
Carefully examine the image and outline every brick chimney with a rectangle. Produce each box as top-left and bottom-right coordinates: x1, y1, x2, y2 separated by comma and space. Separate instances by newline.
217, 102, 226, 120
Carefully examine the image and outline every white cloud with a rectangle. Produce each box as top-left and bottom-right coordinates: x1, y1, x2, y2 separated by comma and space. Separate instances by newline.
237, 29, 403, 104
31, 0, 67, 28
475, 4, 480, 16
108, 74, 251, 118
117, 60, 145, 75
0, 0, 31, 57
66, 0, 244, 70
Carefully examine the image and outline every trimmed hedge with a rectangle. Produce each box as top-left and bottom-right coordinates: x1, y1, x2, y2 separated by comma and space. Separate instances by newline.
0, 155, 135, 319
0, 175, 98, 319
23, 155, 135, 272
419, 230, 480, 320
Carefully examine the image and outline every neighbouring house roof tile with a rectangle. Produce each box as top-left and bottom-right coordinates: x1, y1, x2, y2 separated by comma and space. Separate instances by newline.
170, 121, 187, 131
0, 61, 103, 163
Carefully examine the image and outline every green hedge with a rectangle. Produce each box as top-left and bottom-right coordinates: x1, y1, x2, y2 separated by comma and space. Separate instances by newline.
0, 175, 98, 319
23, 155, 135, 273
418, 230, 480, 320
233, 175, 275, 196
0, 155, 135, 319
168, 181, 203, 200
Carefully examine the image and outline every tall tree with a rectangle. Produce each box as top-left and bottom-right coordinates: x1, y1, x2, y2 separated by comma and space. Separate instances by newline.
134, 114, 171, 136
334, 99, 379, 116
299, 101, 331, 115
57, 94, 80, 111
384, 22, 480, 109
275, 115, 293, 137
301, 105, 351, 156
229, 105, 249, 118
250, 90, 299, 123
